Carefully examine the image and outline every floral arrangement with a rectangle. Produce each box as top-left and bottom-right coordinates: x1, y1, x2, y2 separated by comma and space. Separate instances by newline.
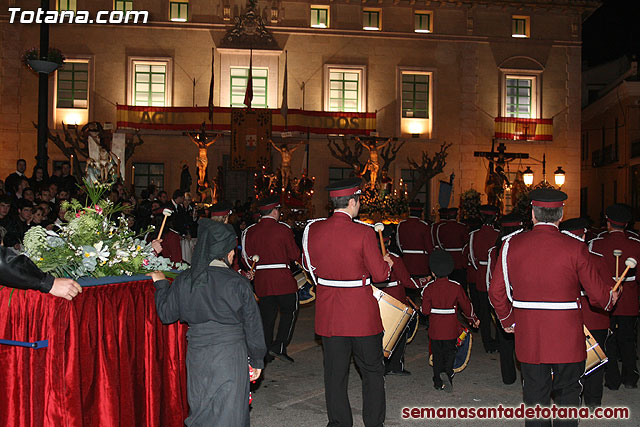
22, 179, 186, 279
22, 47, 66, 68
358, 186, 409, 224
460, 188, 482, 226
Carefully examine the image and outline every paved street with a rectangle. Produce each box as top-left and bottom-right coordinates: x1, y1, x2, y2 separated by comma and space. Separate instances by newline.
251, 302, 639, 426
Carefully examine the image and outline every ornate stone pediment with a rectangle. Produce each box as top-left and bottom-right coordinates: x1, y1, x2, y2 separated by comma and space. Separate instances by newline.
220, 0, 279, 50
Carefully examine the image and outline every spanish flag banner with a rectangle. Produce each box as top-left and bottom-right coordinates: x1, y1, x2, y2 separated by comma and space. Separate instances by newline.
116, 105, 376, 135
494, 117, 553, 142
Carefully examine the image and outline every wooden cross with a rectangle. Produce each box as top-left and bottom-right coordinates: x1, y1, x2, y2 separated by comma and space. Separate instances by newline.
474, 140, 529, 173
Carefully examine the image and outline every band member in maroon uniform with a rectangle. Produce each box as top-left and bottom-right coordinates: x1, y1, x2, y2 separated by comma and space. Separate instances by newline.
422, 249, 478, 392
588, 203, 640, 390
396, 201, 434, 277
377, 227, 425, 376
560, 217, 611, 407
303, 178, 393, 427
434, 207, 469, 292
486, 213, 524, 385
468, 205, 499, 353
489, 189, 619, 427
242, 195, 301, 363
431, 207, 448, 248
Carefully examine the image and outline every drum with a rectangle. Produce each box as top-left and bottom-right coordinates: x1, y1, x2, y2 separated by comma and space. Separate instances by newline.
293, 262, 315, 304
371, 287, 415, 358
584, 325, 607, 376
428, 325, 473, 373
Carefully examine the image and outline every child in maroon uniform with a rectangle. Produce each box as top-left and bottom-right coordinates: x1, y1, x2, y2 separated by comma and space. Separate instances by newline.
421, 249, 479, 391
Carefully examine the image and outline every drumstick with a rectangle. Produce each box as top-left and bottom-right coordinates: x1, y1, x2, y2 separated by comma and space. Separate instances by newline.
613, 249, 622, 280
157, 209, 173, 239
250, 255, 260, 274
374, 223, 386, 256
612, 257, 637, 292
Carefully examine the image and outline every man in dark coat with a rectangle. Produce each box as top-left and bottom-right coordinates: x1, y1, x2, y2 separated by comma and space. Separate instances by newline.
150, 219, 266, 427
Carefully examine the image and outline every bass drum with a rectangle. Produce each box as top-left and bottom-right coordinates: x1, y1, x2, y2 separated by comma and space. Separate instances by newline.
405, 313, 420, 344
293, 262, 315, 304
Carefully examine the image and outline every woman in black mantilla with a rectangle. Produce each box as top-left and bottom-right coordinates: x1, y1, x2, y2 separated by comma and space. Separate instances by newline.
148, 219, 266, 427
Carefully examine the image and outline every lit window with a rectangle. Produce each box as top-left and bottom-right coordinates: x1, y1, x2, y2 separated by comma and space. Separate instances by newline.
132, 62, 169, 107
505, 76, 535, 118
329, 71, 359, 112
114, 0, 133, 12
402, 73, 429, 119
311, 6, 329, 28
57, 61, 89, 109
58, 0, 76, 11
170, 1, 189, 22
230, 67, 268, 108
363, 9, 380, 31
414, 11, 432, 33
512, 15, 529, 38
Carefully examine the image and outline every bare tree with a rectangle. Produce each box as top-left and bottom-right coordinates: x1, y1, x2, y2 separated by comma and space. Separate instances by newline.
380, 139, 405, 171
327, 136, 365, 177
34, 121, 144, 178
406, 141, 452, 201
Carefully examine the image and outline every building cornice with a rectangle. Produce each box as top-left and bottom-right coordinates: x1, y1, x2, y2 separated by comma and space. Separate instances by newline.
582, 80, 640, 122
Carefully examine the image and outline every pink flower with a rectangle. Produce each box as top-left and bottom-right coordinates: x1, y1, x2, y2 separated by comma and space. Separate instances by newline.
76, 212, 81, 218
95, 205, 103, 215
142, 259, 150, 266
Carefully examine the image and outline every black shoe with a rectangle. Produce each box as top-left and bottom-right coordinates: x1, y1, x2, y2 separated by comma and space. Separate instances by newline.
440, 373, 453, 393
269, 350, 294, 363
605, 383, 620, 391
623, 383, 638, 389
386, 369, 411, 376
434, 383, 445, 391
264, 353, 275, 363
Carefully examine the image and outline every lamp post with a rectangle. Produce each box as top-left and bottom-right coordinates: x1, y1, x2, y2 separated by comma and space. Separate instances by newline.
36, 0, 50, 175
522, 154, 566, 189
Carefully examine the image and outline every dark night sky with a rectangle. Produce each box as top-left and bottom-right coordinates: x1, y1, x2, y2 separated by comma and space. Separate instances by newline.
582, 0, 640, 67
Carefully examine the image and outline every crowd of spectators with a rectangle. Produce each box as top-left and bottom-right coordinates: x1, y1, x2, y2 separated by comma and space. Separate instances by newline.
0, 159, 256, 261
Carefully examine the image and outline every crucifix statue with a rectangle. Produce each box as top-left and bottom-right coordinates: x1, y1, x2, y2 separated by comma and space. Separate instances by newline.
356, 136, 391, 190
187, 122, 221, 187
269, 140, 304, 190
474, 140, 529, 211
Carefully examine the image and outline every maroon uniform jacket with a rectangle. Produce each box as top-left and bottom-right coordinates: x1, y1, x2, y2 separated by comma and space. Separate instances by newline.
435, 220, 469, 270
302, 211, 391, 337
589, 230, 640, 316
396, 217, 434, 276
421, 277, 477, 340
242, 216, 301, 298
489, 223, 614, 364
375, 252, 418, 303
468, 225, 499, 292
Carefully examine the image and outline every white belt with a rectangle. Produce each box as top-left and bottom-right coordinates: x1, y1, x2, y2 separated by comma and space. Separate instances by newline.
580, 291, 586, 297
403, 250, 428, 254
431, 308, 456, 314
255, 263, 289, 270
317, 277, 371, 288
512, 300, 579, 310
385, 281, 399, 287
612, 276, 635, 282
444, 248, 464, 252
478, 261, 488, 266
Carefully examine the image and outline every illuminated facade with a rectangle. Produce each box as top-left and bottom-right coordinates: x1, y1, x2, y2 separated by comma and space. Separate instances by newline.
0, 0, 598, 217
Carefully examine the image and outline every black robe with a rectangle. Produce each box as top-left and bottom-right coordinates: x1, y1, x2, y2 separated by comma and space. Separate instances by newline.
154, 261, 266, 427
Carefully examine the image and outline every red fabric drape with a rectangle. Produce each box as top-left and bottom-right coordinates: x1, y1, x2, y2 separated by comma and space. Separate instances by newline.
0, 280, 188, 427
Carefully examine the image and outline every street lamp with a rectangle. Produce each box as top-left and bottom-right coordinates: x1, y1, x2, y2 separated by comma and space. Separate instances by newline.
522, 166, 534, 186
522, 154, 565, 189
554, 166, 566, 188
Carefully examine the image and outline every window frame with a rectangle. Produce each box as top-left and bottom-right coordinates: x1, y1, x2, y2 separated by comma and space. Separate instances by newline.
362, 8, 381, 31
328, 167, 356, 186
127, 57, 173, 107
56, 59, 89, 110
500, 70, 541, 119
414, 11, 432, 33
114, 0, 133, 12
57, 0, 77, 12
397, 67, 434, 138
169, 1, 189, 22
512, 15, 530, 38
133, 162, 165, 197
229, 67, 269, 108
401, 72, 430, 119
401, 169, 428, 205
310, 5, 330, 28
324, 64, 367, 113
